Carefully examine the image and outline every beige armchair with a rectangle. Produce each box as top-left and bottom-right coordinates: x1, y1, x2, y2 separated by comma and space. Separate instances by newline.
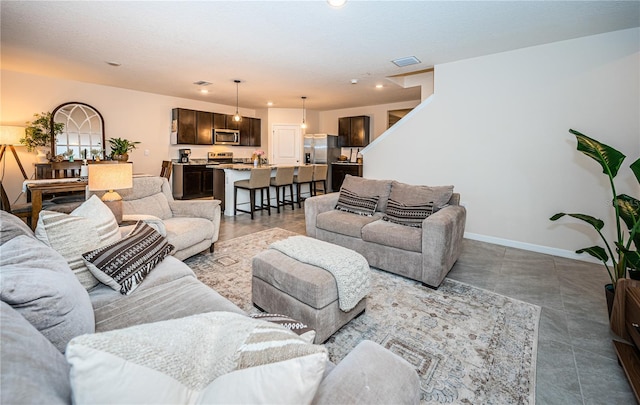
93, 176, 221, 260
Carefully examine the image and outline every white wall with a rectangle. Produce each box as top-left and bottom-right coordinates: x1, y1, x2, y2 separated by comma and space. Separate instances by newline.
364, 28, 640, 259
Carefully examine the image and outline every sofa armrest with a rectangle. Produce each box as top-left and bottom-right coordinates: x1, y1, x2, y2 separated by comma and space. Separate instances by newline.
121, 214, 167, 236
312, 340, 420, 405
168, 199, 221, 222
421, 205, 466, 287
305, 193, 340, 237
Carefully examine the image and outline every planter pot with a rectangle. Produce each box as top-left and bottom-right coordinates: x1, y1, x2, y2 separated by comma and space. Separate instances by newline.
629, 269, 640, 280
112, 153, 129, 162
605, 283, 615, 318
35, 147, 49, 163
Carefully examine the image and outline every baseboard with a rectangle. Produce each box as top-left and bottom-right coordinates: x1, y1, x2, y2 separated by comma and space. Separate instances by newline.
463, 232, 603, 265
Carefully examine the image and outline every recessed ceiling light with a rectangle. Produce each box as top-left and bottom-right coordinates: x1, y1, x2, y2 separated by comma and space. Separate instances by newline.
327, 0, 347, 8
391, 56, 421, 67
200, 89, 209, 94
267, 101, 273, 106
106, 61, 121, 67
375, 84, 383, 89
351, 79, 358, 84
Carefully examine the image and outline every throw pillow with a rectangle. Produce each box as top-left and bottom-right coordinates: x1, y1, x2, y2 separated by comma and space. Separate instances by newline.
383, 199, 434, 228
335, 188, 379, 216
82, 221, 174, 295
34, 195, 121, 290
250, 313, 316, 344
0, 236, 95, 353
66, 312, 327, 405
0, 210, 36, 245
389, 181, 454, 211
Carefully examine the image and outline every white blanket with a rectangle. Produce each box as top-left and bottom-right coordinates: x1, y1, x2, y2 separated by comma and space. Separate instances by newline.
270, 236, 370, 311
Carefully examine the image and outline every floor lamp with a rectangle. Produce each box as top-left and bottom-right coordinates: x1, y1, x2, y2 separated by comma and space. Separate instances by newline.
0, 126, 28, 180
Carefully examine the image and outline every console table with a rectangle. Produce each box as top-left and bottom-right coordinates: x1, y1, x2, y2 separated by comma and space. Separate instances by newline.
26, 180, 88, 229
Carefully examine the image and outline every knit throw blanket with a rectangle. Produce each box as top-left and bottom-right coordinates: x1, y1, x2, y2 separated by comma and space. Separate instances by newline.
270, 236, 370, 311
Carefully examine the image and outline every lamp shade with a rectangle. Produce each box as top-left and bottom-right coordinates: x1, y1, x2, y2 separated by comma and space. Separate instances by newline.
88, 163, 133, 192
0, 126, 25, 146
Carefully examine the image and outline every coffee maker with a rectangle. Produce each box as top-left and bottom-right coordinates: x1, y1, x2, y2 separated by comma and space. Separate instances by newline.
178, 148, 191, 163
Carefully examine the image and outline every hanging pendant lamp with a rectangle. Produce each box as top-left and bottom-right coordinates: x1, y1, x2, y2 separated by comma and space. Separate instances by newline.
233, 80, 242, 122
301, 96, 307, 129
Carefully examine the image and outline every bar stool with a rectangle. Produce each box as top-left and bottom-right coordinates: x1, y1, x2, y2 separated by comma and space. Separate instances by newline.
270, 166, 295, 213
311, 164, 328, 196
234, 167, 271, 219
293, 165, 314, 208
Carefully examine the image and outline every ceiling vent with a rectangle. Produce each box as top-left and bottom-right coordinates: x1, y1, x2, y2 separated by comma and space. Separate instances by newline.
193, 80, 212, 86
391, 56, 421, 68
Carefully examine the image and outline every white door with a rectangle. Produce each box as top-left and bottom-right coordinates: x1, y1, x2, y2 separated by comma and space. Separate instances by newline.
271, 124, 301, 165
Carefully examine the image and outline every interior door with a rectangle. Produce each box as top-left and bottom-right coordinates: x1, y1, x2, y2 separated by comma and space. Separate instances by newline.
271, 124, 301, 165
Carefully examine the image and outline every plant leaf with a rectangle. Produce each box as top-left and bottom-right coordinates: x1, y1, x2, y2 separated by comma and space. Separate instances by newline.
569, 129, 625, 178
576, 246, 609, 263
631, 157, 640, 184
549, 212, 604, 231
616, 243, 640, 271
616, 194, 640, 249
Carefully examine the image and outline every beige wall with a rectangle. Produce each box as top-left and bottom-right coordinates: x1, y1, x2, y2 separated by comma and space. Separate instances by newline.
364, 28, 640, 259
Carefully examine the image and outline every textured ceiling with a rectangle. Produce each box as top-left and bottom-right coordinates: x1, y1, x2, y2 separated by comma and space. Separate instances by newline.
1, 1, 638, 110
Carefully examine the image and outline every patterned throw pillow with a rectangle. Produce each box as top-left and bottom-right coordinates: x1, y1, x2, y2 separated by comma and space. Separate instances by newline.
82, 222, 174, 295
250, 313, 316, 343
383, 199, 434, 228
335, 188, 379, 216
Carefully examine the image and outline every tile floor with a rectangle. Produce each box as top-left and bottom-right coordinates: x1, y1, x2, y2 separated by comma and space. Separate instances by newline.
218, 206, 635, 404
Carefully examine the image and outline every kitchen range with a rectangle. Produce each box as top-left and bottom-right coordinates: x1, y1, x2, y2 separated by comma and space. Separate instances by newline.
172, 152, 234, 200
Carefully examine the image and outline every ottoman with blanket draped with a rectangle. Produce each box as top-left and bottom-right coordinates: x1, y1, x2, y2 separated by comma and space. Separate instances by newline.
252, 236, 370, 343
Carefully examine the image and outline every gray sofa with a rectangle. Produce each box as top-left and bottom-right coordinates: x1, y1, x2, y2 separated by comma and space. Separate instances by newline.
305, 175, 466, 288
0, 211, 420, 404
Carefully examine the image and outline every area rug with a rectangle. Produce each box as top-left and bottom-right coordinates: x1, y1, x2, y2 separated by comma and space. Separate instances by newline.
185, 228, 540, 404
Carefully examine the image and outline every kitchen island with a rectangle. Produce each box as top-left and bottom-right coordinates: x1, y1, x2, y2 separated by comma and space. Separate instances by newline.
207, 164, 315, 216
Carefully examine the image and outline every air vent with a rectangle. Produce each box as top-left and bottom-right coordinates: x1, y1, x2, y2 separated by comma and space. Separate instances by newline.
193, 80, 212, 86
391, 56, 421, 67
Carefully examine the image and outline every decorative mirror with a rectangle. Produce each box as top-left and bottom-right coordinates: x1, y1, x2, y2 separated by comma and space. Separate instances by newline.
51, 102, 105, 159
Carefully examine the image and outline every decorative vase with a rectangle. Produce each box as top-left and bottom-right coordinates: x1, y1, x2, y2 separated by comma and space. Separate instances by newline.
35, 147, 49, 163
112, 153, 128, 162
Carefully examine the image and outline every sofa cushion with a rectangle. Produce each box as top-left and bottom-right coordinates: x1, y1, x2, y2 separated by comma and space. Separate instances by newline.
250, 313, 316, 344
66, 312, 327, 405
163, 217, 214, 251
316, 210, 383, 238
0, 210, 35, 245
0, 235, 95, 353
362, 219, 422, 253
35, 196, 121, 290
383, 198, 434, 228
335, 188, 379, 216
341, 175, 393, 212
82, 222, 174, 295
123, 193, 173, 220
0, 301, 72, 404
389, 181, 454, 210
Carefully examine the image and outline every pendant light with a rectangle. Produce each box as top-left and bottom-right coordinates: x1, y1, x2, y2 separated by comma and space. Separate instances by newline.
300, 96, 307, 129
233, 79, 242, 122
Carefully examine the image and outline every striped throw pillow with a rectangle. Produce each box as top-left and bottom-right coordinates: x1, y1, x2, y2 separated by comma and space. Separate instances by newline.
335, 188, 379, 216
383, 199, 434, 228
82, 222, 174, 295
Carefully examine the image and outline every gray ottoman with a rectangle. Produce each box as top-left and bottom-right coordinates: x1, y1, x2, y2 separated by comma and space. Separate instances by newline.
252, 249, 367, 344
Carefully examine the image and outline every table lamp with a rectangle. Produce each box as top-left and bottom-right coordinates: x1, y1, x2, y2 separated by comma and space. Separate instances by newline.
88, 163, 133, 223
0, 126, 28, 180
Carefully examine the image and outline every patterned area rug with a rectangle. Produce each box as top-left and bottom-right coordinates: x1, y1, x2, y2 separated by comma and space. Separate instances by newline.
185, 228, 540, 404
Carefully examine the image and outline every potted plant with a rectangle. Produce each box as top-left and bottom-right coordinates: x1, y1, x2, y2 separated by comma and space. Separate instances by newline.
108, 137, 140, 161
20, 112, 65, 162
550, 129, 640, 313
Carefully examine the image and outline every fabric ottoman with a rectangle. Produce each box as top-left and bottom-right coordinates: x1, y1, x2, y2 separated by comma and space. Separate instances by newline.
252, 248, 367, 344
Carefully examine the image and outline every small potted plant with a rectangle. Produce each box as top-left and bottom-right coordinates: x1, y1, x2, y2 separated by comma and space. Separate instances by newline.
21, 112, 65, 162
108, 137, 140, 161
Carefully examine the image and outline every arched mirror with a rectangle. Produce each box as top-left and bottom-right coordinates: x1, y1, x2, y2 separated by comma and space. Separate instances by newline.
51, 102, 105, 159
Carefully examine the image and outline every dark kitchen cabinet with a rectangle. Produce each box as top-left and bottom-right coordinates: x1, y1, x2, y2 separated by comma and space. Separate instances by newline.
239, 117, 261, 146
225, 115, 240, 131
212, 113, 226, 129
180, 165, 214, 199
172, 108, 212, 145
331, 163, 363, 192
338, 115, 370, 147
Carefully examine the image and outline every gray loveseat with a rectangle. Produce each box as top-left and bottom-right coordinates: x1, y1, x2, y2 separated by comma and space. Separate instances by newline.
305, 175, 466, 288
0, 211, 420, 404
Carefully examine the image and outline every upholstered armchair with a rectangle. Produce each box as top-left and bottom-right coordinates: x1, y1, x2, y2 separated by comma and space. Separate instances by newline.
92, 176, 221, 260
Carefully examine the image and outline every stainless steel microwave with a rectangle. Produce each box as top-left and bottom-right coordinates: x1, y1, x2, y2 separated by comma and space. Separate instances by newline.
213, 129, 240, 145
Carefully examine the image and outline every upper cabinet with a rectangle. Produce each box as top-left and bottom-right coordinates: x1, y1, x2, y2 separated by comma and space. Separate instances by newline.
338, 115, 370, 147
172, 108, 260, 146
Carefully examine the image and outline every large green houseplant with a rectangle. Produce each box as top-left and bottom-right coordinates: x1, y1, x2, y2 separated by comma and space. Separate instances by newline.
550, 129, 640, 292
20, 112, 65, 152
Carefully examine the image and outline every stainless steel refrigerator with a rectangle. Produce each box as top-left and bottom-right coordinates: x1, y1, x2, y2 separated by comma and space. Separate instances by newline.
304, 133, 340, 191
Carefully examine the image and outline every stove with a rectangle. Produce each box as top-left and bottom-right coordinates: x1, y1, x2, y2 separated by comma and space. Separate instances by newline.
207, 151, 233, 164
